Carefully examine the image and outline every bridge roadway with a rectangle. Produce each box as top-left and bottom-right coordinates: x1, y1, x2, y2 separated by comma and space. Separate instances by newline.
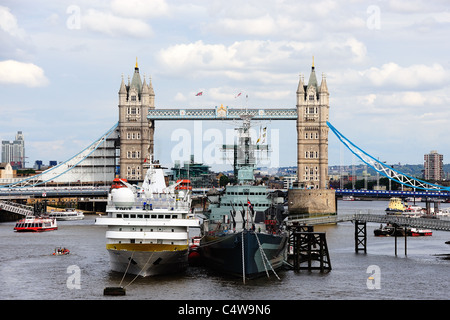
288, 213, 450, 231
0, 186, 110, 199
335, 188, 450, 199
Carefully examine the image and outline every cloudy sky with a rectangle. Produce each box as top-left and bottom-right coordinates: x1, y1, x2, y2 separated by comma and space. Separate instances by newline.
1, 0, 449, 172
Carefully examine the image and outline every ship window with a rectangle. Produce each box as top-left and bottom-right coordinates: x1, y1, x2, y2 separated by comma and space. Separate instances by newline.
130, 214, 136, 218
171, 229, 174, 232
138, 215, 143, 218
158, 215, 163, 218
165, 215, 171, 219
172, 215, 177, 219
144, 215, 149, 219
123, 214, 129, 218
130, 239, 135, 243
151, 215, 156, 218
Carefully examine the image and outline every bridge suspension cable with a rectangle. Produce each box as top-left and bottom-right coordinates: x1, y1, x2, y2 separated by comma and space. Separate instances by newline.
0, 122, 119, 189
327, 121, 450, 192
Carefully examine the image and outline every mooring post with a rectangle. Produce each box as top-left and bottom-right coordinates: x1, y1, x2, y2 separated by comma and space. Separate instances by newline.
394, 227, 398, 256
404, 225, 407, 256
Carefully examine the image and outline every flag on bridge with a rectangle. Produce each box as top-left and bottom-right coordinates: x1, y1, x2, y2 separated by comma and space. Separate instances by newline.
195, 91, 203, 96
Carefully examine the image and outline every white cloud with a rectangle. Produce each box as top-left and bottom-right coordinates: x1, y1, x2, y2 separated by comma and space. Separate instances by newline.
157, 39, 361, 79
0, 60, 49, 87
363, 62, 448, 89
82, 9, 153, 37
111, 0, 169, 18
213, 14, 277, 36
174, 92, 186, 101
0, 5, 26, 39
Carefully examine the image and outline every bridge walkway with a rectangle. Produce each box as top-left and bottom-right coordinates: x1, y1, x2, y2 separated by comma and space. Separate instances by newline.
288, 213, 450, 231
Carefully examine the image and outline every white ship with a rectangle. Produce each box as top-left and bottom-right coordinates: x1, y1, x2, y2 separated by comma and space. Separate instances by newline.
47, 209, 85, 221
95, 159, 199, 277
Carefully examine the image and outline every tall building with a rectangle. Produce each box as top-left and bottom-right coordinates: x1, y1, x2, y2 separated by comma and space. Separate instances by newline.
424, 150, 443, 181
1, 131, 25, 169
118, 60, 155, 183
295, 60, 330, 189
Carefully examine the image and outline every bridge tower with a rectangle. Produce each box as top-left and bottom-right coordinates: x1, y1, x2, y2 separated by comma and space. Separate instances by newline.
296, 59, 330, 189
118, 59, 155, 183
289, 60, 336, 217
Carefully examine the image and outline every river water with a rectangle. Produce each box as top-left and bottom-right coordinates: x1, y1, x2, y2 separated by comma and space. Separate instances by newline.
1, 200, 449, 303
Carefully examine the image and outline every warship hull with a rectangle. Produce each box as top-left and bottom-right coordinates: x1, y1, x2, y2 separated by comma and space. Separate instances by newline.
200, 230, 287, 279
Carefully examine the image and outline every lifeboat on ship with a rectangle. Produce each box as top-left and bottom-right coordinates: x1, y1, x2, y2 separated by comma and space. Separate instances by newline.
176, 179, 192, 191
111, 178, 128, 189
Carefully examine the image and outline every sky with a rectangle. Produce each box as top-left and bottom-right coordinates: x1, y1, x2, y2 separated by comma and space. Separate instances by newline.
1, 0, 449, 173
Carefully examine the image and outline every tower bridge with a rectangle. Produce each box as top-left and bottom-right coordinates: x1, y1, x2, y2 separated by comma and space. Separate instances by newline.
2, 60, 450, 219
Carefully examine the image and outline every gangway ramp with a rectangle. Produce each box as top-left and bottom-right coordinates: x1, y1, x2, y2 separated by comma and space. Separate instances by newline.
0, 200, 34, 217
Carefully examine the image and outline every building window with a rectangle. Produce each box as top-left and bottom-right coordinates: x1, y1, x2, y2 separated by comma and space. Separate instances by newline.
131, 96, 136, 101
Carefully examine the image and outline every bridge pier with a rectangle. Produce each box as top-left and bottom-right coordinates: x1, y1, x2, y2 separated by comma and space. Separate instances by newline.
354, 220, 367, 253
287, 224, 332, 272
288, 189, 336, 217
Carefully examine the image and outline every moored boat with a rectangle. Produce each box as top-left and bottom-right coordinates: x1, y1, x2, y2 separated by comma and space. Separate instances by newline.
14, 216, 57, 232
47, 209, 85, 221
95, 158, 199, 277
385, 197, 406, 214
409, 228, 432, 236
374, 224, 432, 237
199, 116, 288, 279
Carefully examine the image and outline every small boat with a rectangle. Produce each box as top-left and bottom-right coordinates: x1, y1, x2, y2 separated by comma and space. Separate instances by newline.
14, 216, 57, 232
409, 228, 432, 237
188, 236, 201, 265
374, 224, 404, 237
374, 224, 432, 237
342, 196, 355, 201
53, 247, 70, 255
385, 197, 406, 214
47, 209, 85, 221
403, 205, 425, 218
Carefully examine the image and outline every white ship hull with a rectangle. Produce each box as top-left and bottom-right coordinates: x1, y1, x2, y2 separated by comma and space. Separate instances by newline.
107, 245, 188, 277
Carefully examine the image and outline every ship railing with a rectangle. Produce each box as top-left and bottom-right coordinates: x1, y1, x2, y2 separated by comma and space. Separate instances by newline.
106, 198, 190, 211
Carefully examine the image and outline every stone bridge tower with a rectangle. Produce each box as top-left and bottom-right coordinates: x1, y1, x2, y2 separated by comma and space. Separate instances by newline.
118, 60, 155, 182
289, 60, 336, 217
296, 60, 330, 189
